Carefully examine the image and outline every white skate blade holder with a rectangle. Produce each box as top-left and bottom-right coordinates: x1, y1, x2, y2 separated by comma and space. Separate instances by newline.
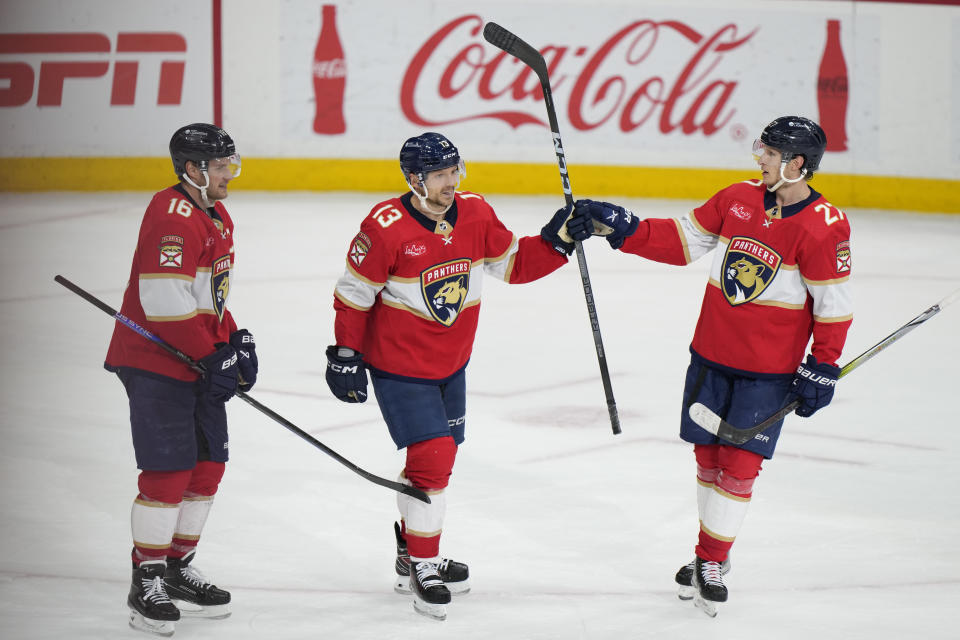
694, 594, 719, 618
128, 610, 175, 637
173, 599, 231, 619
412, 595, 447, 621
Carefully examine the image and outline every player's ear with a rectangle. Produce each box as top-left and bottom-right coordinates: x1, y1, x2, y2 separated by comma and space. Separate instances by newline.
185, 160, 200, 181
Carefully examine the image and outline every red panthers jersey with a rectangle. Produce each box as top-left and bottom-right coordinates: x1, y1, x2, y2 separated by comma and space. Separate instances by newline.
105, 184, 238, 381
621, 180, 852, 375
333, 191, 567, 381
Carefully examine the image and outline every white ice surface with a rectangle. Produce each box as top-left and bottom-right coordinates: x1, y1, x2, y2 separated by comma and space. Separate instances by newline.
1, 191, 958, 639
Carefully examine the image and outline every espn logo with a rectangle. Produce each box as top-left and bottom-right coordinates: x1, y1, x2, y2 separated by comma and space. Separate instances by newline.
0, 32, 186, 107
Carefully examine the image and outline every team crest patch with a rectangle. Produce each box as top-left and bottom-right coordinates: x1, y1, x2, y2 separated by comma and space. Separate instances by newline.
211, 255, 231, 321
159, 235, 184, 268
721, 237, 782, 305
836, 240, 851, 273
349, 232, 371, 267
421, 258, 471, 326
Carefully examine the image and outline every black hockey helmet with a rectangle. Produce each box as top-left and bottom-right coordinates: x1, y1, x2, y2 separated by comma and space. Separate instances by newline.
169, 123, 238, 178
399, 132, 464, 183
759, 116, 827, 175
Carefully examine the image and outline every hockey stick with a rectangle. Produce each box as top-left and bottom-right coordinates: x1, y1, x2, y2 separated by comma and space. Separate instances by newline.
53, 274, 430, 504
483, 21, 621, 436
689, 288, 960, 445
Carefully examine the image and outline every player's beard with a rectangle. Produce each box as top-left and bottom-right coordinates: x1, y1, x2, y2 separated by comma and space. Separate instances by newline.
427, 188, 453, 211
419, 184, 453, 214
208, 182, 229, 201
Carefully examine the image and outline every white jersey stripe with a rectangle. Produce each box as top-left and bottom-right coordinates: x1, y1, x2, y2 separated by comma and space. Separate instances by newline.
139, 276, 198, 319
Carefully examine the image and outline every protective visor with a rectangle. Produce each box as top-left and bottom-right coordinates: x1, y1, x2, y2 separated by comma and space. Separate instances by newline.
208, 153, 242, 178
422, 159, 466, 186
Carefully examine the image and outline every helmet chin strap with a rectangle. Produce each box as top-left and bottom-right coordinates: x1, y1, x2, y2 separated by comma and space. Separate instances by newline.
410, 174, 459, 216
182, 170, 214, 208
768, 161, 807, 192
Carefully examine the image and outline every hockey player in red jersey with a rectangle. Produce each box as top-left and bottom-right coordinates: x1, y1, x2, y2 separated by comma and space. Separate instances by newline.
573, 116, 852, 617
325, 132, 590, 620
105, 124, 258, 635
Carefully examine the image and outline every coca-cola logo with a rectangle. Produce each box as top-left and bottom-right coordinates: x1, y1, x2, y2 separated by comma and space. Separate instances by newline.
401, 15, 756, 136
817, 76, 847, 95
313, 59, 346, 79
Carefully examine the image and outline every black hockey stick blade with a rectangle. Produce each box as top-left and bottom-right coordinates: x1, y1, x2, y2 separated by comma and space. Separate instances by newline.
482, 22, 622, 436
483, 22, 548, 79
54, 274, 430, 504
689, 288, 960, 445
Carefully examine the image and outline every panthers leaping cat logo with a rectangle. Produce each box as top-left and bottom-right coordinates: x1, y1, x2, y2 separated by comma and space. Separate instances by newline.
726, 259, 767, 302
216, 277, 230, 305
421, 258, 472, 326
721, 237, 781, 306
210, 255, 231, 320
432, 276, 466, 323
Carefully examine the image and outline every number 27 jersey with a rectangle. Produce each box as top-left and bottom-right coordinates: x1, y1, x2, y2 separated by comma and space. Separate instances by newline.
621, 180, 852, 375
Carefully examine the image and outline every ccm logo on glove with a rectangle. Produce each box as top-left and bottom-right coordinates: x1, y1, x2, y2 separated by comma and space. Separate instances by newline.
329, 361, 360, 374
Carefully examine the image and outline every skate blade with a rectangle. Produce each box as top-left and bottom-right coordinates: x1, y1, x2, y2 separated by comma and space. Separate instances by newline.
412, 597, 447, 621
693, 594, 719, 618
173, 601, 231, 619
395, 576, 470, 596
128, 611, 176, 636
677, 584, 696, 601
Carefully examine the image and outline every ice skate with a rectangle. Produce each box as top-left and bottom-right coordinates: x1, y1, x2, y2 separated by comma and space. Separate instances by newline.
675, 555, 730, 601
163, 550, 231, 619
409, 559, 451, 621
691, 557, 729, 617
128, 559, 180, 637
393, 522, 470, 595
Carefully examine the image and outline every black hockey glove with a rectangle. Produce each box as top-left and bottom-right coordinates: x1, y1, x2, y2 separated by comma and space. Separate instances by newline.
325, 345, 368, 403
229, 329, 258, 392
789, 354, 840, 417
541, 204, 592, 256
574, 199, 639, 249
198, 343, 239, 402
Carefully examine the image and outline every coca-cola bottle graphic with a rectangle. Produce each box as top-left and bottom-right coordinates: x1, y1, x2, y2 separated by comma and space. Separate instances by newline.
312, 4, 346, 134
817, 19, 848, 151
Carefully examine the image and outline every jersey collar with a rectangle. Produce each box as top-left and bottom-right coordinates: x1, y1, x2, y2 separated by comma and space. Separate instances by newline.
763, 187, 821, 219
400, 191, 459, 233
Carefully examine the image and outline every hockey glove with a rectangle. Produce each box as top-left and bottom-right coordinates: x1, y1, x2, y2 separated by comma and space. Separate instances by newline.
541, 204, 593, 256
789, 354, 841, 417
229, 329, 258, 392
198, 343, 239, 402
574, 199, 639, 249
325, 345, 368, 403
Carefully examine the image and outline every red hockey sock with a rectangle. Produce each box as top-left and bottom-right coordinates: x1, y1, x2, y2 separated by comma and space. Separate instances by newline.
403, 437, 456, 559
